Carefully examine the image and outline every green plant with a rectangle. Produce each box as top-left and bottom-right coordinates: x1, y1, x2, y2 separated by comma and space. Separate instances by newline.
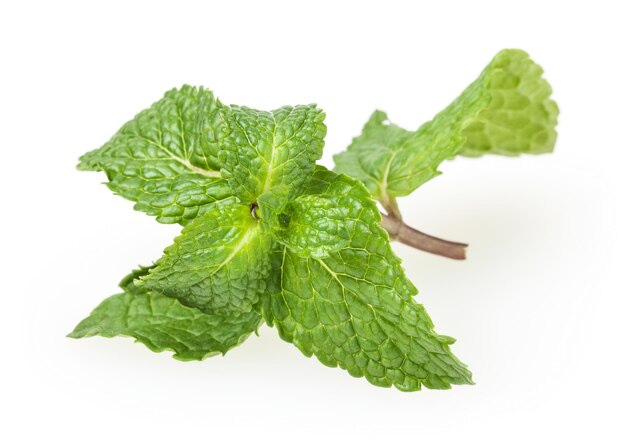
70, 49, 558, 391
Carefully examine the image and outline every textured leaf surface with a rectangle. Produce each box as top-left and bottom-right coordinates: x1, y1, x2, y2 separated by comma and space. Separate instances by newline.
79, 85, 232, 224
69, 269, 262, 360
276, 194, 350, 258
140, 198, 273, 315
256, 186, 290, 233
334, 49, 558, 200
219, 105, 326, 201
264, 167, 472, 391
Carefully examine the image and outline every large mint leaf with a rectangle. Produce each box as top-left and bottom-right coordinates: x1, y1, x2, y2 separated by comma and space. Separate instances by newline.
69, 268, 262, 360
79, 85, 232, 224
219, 105, 326, 202
263, 167, 472, 391
139, 198, 273, 315
334, 49, 558, 200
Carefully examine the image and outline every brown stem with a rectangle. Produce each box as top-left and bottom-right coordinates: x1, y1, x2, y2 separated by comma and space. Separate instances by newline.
380, 213, 468, 260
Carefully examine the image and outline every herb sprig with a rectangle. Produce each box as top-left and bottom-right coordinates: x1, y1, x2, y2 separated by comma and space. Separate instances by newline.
70, 49, 558, 391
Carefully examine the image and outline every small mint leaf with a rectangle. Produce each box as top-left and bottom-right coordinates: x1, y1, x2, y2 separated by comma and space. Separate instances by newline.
276, 194, 350, 258
256, 185, 290, 233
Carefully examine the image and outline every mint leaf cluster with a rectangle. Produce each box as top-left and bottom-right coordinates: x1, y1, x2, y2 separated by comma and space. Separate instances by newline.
71, 49, 558, 391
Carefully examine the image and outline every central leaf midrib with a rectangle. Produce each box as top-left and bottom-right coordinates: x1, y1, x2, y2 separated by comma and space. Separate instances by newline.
261, 112, 279, 195
213, 221, 258, 275
141, 136, 221, 178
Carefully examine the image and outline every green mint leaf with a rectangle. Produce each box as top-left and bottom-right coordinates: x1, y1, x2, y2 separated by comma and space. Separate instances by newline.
118, 265, 155, 293
78, 85, 232, 224
69, 266, 262, 360
68, 287, 262, 361
263, 167, 472, 391
275, 194, 350, 258
334, 49, 558, 200
220, 105, 326, 202
139, 198, 273, 315
458, 49, 559, 157
256, 185, 290, 232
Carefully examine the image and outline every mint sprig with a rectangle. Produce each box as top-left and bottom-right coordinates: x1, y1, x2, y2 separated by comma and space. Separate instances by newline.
71, 49, 558, 391
334, 50, 558, 201
334, 50, 558, 258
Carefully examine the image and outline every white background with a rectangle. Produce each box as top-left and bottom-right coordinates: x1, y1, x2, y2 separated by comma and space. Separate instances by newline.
1, 1, 624, 446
